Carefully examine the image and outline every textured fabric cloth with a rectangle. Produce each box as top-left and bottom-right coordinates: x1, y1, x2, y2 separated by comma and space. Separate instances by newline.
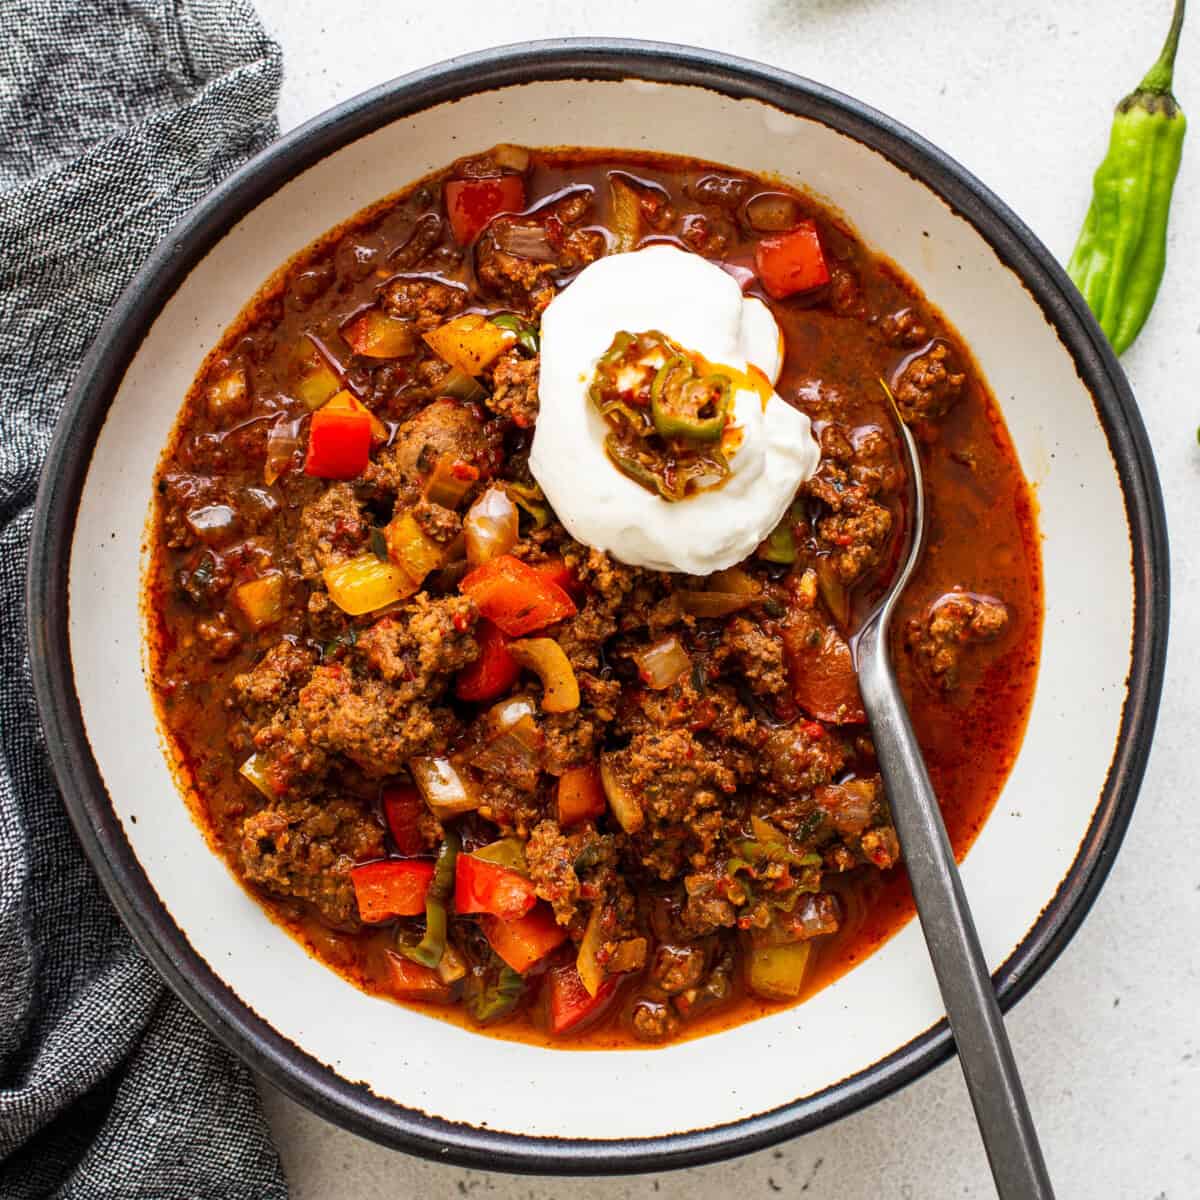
0, 2, 288, 1195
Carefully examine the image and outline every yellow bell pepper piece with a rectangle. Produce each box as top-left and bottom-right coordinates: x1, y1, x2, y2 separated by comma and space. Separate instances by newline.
343, 308, 419, 359
323, 552, 416, 615
384, 511, 447, 586
324, 389, 387, 441
746, 941, 812, 1000
507, 638, 580, 713
295, 361, 340, 410
234, 572, 285, 629
423, 313, 516, 377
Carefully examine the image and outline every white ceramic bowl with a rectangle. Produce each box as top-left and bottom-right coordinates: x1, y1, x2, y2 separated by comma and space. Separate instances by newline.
28, 40, 1167, 1172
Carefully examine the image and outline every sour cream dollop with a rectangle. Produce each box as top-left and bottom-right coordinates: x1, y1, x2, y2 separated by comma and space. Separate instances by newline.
529, 245, 820, 574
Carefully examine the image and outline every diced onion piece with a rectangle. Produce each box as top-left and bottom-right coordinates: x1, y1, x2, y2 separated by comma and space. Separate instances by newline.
600, 754, 644, 834
490, 143, 531, 173
323, 553, 416, 615
384, 511, 447, 588
576, 903, 607, 997
746, 940, 812, 1000
487, 694, 538, 733
295, 361, 340, 410
744, 191, 801, 233
343, 308, 419, 359
238, 753, 275, 798
409, 756, 480, 819
234, 573, 285, 629
632, 635, 690, 690
263, 415, 302, 486
609, 175, 642, 253
437, 942, 469, 985
493, 221, 557, 262
814, 779, 876, 836
678, 566, 762, 618
424, 313, 516, 377
464, 486, 519, 565
471, 699, 543, 778
508, 638, 580, 713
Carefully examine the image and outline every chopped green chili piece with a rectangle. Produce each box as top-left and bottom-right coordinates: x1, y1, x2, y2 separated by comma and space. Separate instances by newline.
400, 827, 460, 969
491, 312, 540, 356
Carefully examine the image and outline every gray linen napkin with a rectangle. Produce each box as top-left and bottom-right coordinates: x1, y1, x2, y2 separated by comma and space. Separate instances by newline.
0, 2, 288, 1195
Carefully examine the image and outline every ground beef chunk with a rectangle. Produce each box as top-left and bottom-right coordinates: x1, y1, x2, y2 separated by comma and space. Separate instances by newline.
232, 640, 317, 717
297, 665, 456, 774
474, 775, 546, 839
476, 231, 558, 314
611, 728, 738, 877
905, 589, 1009, 690
355, 594, 478, 699
880, 307, 929, 347
240, 796, 383, 928
295, 482, 368, 578
650, 943, 707, 995
487, 350, 539, 427
760, 723, 848, 799
629, 998, 680, 1043
367, 398, 493, 496
411, 498, 462, 544
715, 617, 789, 699
541, 709, 602, 775
525, 819, 620, 926
378, 276, 466, 330
816, 503, 894, 586
893, 341, 966, 423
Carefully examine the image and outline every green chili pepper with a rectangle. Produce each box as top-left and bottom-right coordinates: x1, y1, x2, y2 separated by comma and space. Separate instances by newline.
471, 836, 528, 874
1067, 0, 1187, 355
650, 356, 731, 441
401, 827, 460, 969
491, 312, 540, 356
737, 840, 823, 869
502, 480, 552, 528
465, 960, 525, 1024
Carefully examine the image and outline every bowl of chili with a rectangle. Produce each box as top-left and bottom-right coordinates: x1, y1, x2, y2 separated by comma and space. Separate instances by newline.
28, 39, 1167, 1172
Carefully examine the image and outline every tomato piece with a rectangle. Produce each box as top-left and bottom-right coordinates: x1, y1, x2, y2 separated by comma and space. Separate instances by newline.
383, 950, 454, 1003
444, 176, 527, 245
556, 764, 606, 827
459, 555, 577, 637
481, 905, 568, 973
455, 854, 538, 920
754, 221, 830, 300
304, 406, 372, 479
545, 963, 618, 1035
455, 618, 520, 701
781, 609, 865, 724
382, 785, 426, 857
350, 859, 435, 923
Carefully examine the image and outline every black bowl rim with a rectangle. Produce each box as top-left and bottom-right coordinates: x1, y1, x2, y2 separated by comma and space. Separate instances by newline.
27, 37, 1169, 1175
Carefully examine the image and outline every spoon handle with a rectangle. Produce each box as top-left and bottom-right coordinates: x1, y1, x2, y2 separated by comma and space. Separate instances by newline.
856, 625, 1055, 1200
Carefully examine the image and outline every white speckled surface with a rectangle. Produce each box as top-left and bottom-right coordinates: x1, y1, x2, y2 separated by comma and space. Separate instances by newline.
252, 1, 1199, 1195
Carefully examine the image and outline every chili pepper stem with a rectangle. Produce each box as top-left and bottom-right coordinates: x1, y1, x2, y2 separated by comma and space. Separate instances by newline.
1139, 0, 1186, 95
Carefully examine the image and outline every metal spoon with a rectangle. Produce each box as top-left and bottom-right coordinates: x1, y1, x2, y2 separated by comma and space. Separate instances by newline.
853, 411, 1055, 1200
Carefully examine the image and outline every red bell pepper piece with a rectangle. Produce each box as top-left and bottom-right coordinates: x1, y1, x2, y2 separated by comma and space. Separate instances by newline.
304, 405, 372, 479
382, 785, 426, 857
481, 905, 568, 974
754, 221, 830, 300
556, 764, 606, 827
444, 176, 526, 245
459, 555, 577, 637
383, 950, 454, 1003
350, 859, 435, 923
455, 618, 520, 701
545, 963, 618, 1035
455, 854, 538, 920
781, 610, 865, 725
532, 558, 583, 599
